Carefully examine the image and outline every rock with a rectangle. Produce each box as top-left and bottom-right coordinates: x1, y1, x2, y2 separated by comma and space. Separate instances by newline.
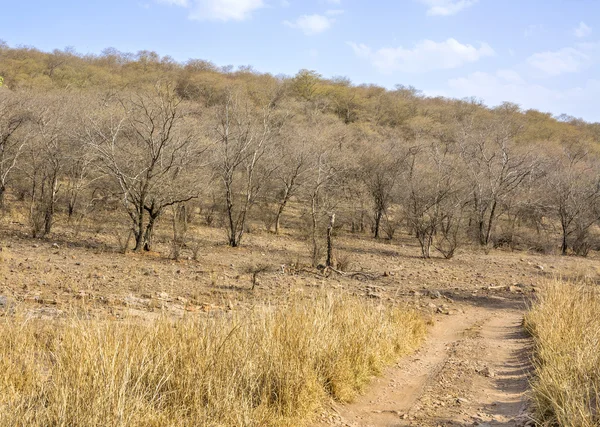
428, 302, 438, 310
51, 243, 60, 249
479, 366, 495, 378
437, 306, 450, 315
536, 265, 544, 271
456, 397, 469, 405
428, 290, 442, 299
156, 292, 169, 300
509, 285, 523, 293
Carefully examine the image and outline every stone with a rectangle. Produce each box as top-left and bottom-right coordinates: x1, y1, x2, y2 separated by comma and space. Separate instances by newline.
436, 306, 450, 315
429, 290, 442, 299
480, 366, 495, 378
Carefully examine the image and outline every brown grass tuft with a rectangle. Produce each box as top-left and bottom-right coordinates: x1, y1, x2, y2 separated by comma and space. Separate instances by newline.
525, 280, 600, 427
0, 293, 425, 426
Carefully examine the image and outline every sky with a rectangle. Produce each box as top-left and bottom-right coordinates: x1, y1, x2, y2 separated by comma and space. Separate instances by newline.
2, 0, 600, 122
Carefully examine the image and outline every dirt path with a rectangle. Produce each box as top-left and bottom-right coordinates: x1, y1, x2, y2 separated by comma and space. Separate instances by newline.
320, 298, 534, 427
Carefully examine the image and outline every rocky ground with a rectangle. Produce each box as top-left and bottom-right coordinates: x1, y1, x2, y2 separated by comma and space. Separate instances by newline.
318, 295, 533, 427
0, 222, 598, 426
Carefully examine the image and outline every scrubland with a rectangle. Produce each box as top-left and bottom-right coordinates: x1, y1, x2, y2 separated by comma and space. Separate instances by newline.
0, 294, 424, 426
526, 280, 600, 427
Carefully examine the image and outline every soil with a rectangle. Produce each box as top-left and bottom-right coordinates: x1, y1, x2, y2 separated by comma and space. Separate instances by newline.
318, 297, 534, 426
1, 217, 598, 425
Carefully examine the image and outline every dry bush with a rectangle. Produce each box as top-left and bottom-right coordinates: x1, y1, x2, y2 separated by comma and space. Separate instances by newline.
111, 226, 133, 254
524, 280, 600, 427
0, 294, 425, 427
335, 253, 353, 272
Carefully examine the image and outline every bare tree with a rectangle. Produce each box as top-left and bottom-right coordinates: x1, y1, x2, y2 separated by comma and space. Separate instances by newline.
211, 91, 284, 247
83, 85, 202, 251
544, 144, 600, 255
360, 138, 404, 238
403, 141, 458, 258
24, 93, 73, 237
301, 121, 349, 266
456, 103, 532, 246
0, 90, 31, 209
269, 124, 310, 234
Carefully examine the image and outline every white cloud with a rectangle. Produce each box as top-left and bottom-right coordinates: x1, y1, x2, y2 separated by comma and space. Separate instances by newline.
284, 14, 334, 35
417, 0, 478, 16
190, 0, 264, 21
496, 69, 524, 84
155, 0, 265, 21
527, 47, 590, 76
348, 38, 494, 73
156, 0, 190, 5
443, 70, 600, 121
574, 22, 592, 38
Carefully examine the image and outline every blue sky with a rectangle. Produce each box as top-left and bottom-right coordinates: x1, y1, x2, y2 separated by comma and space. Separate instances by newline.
2, 0, 600, 122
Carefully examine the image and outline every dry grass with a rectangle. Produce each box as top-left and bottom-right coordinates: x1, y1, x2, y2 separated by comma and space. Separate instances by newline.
525, 280, 600, 427
0, 293, 425, 427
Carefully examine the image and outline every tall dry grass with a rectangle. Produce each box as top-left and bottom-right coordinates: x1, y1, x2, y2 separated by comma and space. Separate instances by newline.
525, 280, 600, 427
0, 293, 425, 426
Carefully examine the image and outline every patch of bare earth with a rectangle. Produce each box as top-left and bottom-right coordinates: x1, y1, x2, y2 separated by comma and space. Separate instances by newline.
319, 296, 534, 427
1, 222, 598, 425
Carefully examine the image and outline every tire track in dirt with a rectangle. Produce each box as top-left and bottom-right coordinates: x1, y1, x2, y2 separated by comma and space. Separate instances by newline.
320, 300, 533, 427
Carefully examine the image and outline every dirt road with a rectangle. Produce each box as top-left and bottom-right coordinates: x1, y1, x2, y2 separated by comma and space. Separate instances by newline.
320, 296, 534, 427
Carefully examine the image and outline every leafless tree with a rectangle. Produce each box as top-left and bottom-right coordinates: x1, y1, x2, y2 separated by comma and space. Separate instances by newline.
544, 144, 600, 255
83, 85, 202, 251
24, 93, 74, 237
211, 91, 284, 247
0, 90, 31, 209
456, 103, 532, 246
360, 138, 405, 238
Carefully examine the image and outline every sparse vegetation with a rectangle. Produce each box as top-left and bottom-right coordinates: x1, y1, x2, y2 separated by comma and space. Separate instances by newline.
1, 43, 600, 261
525, 280, 600, 426
0, 294, 425, 426
3, 39, 600, 427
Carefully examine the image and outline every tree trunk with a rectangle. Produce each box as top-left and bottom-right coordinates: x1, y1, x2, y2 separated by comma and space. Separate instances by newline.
0, 185, 6, 210
561, 221, 569, 255
133, 208, 145, 251
143, 211, 160, 251
373, 209, 382, 238
274, 200, 287, 235
484, 200, 497, 246
326, 213, 335, 268
311, 194, 319, 266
